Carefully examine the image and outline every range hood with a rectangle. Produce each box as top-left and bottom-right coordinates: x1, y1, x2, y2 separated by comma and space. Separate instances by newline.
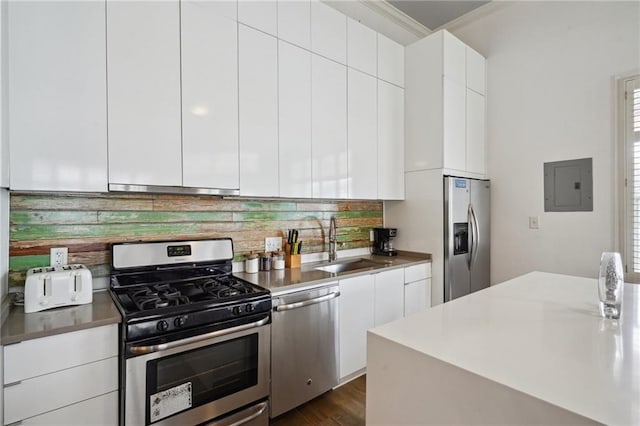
108, 183, 239, 197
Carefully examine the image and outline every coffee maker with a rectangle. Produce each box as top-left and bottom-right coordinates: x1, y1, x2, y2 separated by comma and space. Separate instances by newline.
372, 228, 398, 256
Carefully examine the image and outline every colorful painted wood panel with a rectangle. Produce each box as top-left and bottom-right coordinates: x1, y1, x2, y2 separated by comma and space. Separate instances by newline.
9, 193, 382, 286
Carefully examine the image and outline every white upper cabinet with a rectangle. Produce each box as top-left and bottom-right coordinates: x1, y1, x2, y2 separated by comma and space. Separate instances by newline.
378, 80, 405, 200
8, 1, 107, 192
347, 18, 376, 76
0, 1, 7, 189
238, 25, 279, 197
279, 41, 312, 198
238, 0, 277, 36
311, 1, 346, 64
442, 77, 466, 172
181, 1, 239, 190
442, 31, 466, 86
312, 54, 348, 199
347, 69, 377, 200
405, 29, 486, 178
377, 33, 404, 88
107, 0, 182, 187
278, 0, 311, 50
466, 46, 486, 95
466, 89, 486, 175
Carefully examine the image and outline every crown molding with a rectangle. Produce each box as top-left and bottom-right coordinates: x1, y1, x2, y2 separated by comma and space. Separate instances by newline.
359, 0, 431, 39
438, 1, 511, 33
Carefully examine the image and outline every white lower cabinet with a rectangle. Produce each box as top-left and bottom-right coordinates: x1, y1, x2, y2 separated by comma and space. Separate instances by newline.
373, 268, 405, 326
339, 275, 375, 379
3, 324, 118, 425
404, 263, 432, 316
18, 392, 118, 426
339, 266, 425, 381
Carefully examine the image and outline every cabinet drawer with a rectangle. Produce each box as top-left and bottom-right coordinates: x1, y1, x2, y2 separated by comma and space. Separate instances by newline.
405, 263, 431, 283
4, 357, 118, 424
4, 324, 118, 383
16, 391, 118, 426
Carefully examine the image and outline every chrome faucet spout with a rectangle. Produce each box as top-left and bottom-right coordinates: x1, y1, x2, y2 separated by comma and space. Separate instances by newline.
329, 216, 337, 262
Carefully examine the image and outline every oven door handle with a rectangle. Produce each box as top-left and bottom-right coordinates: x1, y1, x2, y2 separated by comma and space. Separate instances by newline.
274, 291, 340, 312
129, 316, 270, 355
204, 400, 268, 426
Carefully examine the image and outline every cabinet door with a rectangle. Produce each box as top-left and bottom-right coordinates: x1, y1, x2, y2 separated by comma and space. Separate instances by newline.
238, 0, 277, 36
339, 275, 375, 379
374, 268, 405, 326
442, 77, 466, 172
377, 33, 404, 87
377, 81, 404, 200
404, 278, 431, 316
442, 31, 466, 86
278, 0, 310, 49
18, 391, 118, 426
466, 47, 486, 95
8, 1, 107, 192
466, 89, 486, 175
311, 0, 346, 64
238, 25, 279, 197
312, 54, 348, 199
347, 18, 376, 76
348, 69, 377, 200
279, 41, 312, 198
107, 0, 182, 187
182, 1, 239, 190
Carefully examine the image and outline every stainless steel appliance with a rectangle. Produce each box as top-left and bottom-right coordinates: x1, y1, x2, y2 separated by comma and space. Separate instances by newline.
270, 284, 340, 418
372, 227, 398, 256
444, 177, 491, 302
109, 238, 271, 426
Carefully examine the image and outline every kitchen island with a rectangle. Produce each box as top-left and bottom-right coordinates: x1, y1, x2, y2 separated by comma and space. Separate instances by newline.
366, 272, 639, 425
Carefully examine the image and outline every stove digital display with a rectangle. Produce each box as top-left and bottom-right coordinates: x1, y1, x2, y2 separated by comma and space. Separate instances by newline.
167, 244, 192, 257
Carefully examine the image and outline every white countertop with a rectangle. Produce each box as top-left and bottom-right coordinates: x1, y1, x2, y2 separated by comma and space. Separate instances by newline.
369, 271, 640, 425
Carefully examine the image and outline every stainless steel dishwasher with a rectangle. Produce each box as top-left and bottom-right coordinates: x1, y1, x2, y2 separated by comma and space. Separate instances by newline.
270, 283, 340, 418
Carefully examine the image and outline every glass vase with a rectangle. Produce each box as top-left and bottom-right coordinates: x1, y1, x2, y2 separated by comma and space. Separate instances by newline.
598, 252, 624, 319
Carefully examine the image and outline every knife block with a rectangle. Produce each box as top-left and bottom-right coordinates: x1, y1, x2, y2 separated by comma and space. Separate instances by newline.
285, 243, 301, 268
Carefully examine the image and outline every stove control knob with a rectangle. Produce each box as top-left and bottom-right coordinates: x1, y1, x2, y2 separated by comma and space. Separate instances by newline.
232, 306, 242, 315
174, 316, 186, 328
245, 304, 255, 313
157, 320, 169, 332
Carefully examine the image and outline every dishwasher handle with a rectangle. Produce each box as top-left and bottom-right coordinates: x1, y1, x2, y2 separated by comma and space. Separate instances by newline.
274, 291, 340, 312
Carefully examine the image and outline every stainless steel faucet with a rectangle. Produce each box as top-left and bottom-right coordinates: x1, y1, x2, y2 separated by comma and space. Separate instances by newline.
328, 216, 337, 262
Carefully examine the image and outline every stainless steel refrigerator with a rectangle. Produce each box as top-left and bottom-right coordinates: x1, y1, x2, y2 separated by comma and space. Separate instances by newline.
444, 176, 490, 302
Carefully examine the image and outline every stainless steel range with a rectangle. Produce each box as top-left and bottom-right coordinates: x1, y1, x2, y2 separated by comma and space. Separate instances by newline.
109, 238, 271, 426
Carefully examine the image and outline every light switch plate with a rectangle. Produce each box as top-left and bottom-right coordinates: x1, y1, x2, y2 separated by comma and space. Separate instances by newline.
529, 216, 539, 229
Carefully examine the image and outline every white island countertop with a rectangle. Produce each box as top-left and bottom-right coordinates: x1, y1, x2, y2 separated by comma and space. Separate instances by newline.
367, 272, 639, 425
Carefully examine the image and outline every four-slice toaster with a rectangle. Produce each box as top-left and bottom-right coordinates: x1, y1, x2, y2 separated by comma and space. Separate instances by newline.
24, 264, 93, 313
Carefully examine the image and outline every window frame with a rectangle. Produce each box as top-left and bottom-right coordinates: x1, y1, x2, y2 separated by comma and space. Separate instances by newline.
621, 74, 640, 283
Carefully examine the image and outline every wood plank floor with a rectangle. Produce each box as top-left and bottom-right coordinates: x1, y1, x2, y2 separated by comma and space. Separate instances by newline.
270, 375, 366, 426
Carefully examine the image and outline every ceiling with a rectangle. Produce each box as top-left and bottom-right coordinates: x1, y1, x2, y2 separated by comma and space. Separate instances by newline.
387, 0, 491, 31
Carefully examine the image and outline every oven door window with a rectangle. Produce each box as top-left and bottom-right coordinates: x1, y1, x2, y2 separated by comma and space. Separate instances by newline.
145, 334, 259, 424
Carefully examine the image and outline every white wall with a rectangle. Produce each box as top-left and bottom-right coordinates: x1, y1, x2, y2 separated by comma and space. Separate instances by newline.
449, 1, 640, 283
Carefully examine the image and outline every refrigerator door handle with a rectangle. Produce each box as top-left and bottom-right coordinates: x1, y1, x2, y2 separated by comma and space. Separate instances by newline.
470, 204, 480, 268
467, 204, 474, 269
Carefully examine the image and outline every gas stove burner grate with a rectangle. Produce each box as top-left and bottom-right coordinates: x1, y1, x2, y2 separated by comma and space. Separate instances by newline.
130, 283, 190, 311
200, 276, 252, 299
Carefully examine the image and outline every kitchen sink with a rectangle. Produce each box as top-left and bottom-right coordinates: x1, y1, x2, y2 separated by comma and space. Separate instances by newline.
314, 258, 381, 274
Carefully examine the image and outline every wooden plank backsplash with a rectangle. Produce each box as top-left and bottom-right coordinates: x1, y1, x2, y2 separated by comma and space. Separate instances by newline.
8, 193, 382, 286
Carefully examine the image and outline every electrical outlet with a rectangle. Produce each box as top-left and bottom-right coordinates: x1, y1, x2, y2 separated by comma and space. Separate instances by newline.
529, 216, 539, 229
50, 247, 68, 267
265, 237, 282, 253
